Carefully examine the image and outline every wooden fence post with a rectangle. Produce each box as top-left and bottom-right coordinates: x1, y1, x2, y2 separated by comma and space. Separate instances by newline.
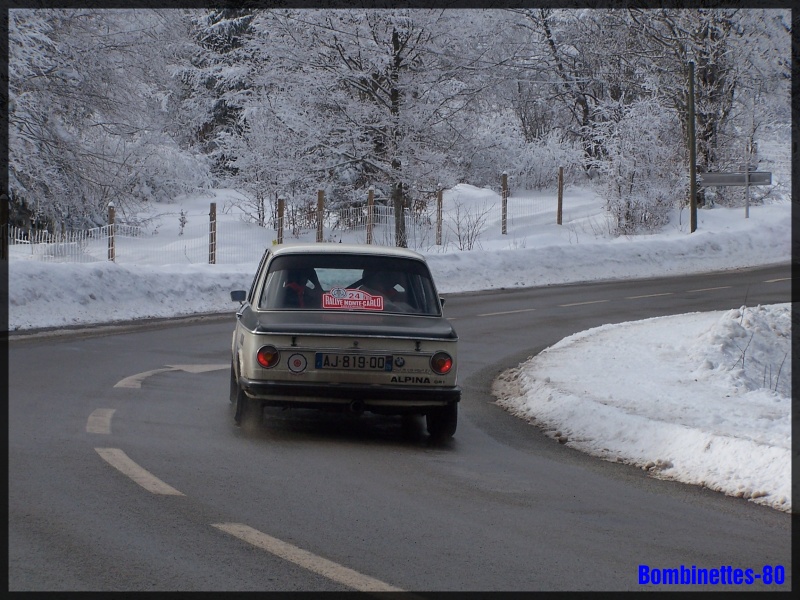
277, 197, 285, 245
366, 187, 375, 244
316, 189, 324, 242
557, 167, 564, 225
436, 185, 443, 245
107, 202, 115, 262
392, 182, 407, 248
209, 202, 216, 264
501, 172, 508, 235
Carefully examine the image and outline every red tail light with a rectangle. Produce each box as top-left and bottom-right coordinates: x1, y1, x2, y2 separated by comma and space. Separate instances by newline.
430, 352, 453, 375
257, 345, 280, 368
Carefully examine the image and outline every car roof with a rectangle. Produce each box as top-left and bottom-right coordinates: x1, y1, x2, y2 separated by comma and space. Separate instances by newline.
270, 243, 427, 262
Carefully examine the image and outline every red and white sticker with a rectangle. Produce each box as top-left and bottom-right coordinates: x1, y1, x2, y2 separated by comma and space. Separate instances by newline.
322, 288, 384, 311
287, 354, 307, 373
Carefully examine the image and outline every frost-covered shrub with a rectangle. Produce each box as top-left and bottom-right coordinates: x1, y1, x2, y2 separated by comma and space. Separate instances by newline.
589, 100, 685, 235
459, 110, 586, 193
515, 131, 586, 190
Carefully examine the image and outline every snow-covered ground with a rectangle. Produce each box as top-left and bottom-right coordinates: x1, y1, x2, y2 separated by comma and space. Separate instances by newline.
7, 184, 792, 512
493, 304, 791, 513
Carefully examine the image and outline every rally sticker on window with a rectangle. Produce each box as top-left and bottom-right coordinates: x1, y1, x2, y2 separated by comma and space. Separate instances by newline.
323, 287, 384, 310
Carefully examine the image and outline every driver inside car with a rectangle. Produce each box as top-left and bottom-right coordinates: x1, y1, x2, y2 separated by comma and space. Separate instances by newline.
281, 268, 321, 308
360, 270, 401, 298
359, 269, 416, 312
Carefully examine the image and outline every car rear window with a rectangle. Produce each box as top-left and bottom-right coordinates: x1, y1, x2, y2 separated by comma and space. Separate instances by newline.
258, 254, 441, 316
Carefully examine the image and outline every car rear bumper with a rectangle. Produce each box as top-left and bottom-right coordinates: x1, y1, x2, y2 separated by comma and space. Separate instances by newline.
239, 376, 460, 409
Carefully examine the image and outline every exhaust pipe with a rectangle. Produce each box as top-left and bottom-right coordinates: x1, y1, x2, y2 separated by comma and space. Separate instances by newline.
349, 400, 365, 414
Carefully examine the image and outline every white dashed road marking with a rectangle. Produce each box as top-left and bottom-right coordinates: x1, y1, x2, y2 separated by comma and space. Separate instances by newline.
114, 367, 176, 389
114, 364, 227, 388
624, 292, 674, 300
86, 408, 115, 434
212, 523, 405, 592
95, 448, 184, 496
477, 308, 537, 317
558, 299, 610, 307
165, 364, 229, 374
685, 286, 732, 293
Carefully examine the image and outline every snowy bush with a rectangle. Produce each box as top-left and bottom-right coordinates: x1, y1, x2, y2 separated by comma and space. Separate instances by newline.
589, 100, 685, 235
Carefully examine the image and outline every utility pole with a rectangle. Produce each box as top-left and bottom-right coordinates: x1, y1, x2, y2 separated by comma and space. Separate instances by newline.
501, 172, 508, 235
557, 167, 564, 225
745, 91, 756, 219
107, 202, 116, 262
687, 61, 697, 233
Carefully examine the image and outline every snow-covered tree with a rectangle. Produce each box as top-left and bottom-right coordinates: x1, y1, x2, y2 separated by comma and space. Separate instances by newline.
505, 9, 654, 174
8, 9, 209, 231
173, 8, 257, 180
590, 99, 685, 234
713, 9, 791, 206
6, 7, 788, 242
504, 8, 789, 224
218, 9, 501, 246
626, 9, 790, 207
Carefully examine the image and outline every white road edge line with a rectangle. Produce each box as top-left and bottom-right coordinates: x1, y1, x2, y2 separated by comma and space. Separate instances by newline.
212, 522, 405, 593
87, 408, 115, 434
95, 448, 184, 496
477, 308, 537, 317
764, 277, 790, 283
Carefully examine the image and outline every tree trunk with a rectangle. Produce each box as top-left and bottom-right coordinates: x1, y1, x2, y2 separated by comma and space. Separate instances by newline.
390, 28, 407, 248
392, 181, 407, 248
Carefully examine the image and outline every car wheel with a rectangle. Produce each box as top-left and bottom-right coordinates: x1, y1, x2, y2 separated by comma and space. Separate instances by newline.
229, 363, 238, 404
233, 383, 262, 432
426, 402, 457, 439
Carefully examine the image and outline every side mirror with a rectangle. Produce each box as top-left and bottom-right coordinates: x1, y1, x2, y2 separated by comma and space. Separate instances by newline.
231, 290, 246, 303
439, 297, 446, 307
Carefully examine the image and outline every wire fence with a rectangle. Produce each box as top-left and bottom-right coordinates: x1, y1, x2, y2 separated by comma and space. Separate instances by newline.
8, 224, 145, 263
7, 221, 263, 265
6, 194, 556, 265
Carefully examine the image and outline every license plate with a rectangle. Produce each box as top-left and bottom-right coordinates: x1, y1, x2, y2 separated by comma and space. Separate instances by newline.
315, 353, 393, 371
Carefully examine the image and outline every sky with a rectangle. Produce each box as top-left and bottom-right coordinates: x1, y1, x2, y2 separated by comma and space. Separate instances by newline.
7, 183, 792, 513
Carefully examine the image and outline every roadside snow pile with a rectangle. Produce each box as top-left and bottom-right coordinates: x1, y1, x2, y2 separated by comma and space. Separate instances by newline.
7, 260, 255, 330
493, 304, 792, 512
689, 304, 791, 398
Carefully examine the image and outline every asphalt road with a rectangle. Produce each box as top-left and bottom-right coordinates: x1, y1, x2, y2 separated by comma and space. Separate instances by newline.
7, 263, 792, 591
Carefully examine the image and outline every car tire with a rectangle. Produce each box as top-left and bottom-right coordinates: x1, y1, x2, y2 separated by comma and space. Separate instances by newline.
236, 390, 262, 433
426, 402, 457, 439
229, 363, 238, 404
233, 374, 262, 432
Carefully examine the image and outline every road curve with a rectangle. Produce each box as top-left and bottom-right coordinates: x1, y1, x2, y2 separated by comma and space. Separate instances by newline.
8, 264, 792, 591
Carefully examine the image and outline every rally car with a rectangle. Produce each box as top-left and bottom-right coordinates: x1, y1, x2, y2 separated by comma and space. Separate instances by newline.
230, 243, 460, 438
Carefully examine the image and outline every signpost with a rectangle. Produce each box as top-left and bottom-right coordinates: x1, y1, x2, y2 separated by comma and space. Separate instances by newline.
697, 172, 772, 187
698, 171, 772, 220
